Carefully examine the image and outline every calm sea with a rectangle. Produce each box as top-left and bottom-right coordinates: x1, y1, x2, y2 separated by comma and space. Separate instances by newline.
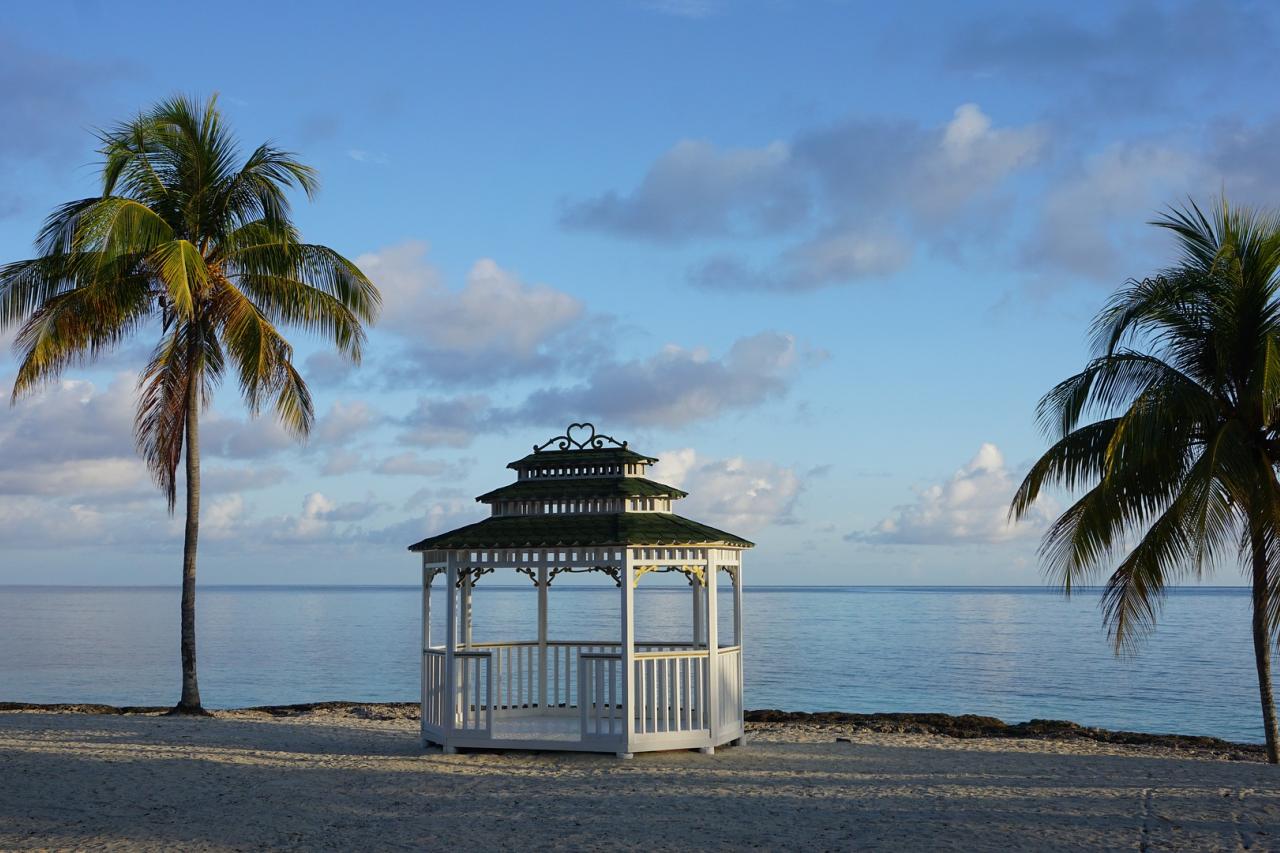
0, 585, 1264, 743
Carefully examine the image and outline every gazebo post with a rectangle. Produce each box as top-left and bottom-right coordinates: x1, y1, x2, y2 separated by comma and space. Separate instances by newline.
702, 551, 720, 754
537, 565, 548, 709
420, 560, 431, 747
461, 570, 473, 649
442, 553, 459, 754
691, 578, 704, 647
619, 549, 636, 759
732, 563, 745, 746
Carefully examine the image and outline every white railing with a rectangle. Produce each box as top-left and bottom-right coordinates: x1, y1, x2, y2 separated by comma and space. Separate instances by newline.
469, 640, 697, 712
487, 642, 538, 711
422, 649, 448, 736
578, 652, 623, 737
633, 649, 709, 735
717, 645, 743, 734
453, 650, 493, 735
424, 641, 723, 744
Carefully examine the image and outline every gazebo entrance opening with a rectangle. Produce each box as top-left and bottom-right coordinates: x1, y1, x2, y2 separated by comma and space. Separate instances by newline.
409, 424, 753, 756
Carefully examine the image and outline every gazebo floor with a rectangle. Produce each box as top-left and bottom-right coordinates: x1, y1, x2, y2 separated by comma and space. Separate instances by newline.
490, 714, 584, 742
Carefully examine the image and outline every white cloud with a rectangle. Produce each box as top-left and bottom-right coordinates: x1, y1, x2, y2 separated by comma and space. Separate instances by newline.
203, 412, 296, 460
0, 373, 150, 499
795, 103, 1046, 224
651, 449, 802, 532
569, 103, 1044, 291
359, 242, 589, 384
0, 496, 106, 546
315, 400, 380, 444
1023, 141, 1198, 281
374, 451, 469, 479
560, 139, 806, 241
858, 443, 1055, 545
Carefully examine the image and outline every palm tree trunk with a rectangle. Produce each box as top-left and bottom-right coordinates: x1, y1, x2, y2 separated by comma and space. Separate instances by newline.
176, 370, 204, 713
1249, 527, 1279, 763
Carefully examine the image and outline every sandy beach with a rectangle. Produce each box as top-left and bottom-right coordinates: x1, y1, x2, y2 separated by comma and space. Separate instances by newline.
1, 706, 1277, 851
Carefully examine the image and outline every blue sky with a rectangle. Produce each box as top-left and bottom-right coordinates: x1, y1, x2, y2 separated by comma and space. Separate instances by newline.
1, 0, 1276, 585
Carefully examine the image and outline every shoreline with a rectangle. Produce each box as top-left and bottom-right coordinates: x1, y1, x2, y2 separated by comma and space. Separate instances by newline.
2, 705, 1276, 850
1, 700, 1267, 761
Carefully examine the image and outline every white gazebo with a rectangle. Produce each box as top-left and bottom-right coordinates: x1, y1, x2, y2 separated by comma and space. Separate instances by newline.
409, 423, 753, 757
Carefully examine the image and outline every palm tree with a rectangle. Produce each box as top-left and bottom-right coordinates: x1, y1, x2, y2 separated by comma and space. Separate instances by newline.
0, 95, 380, 714
1010, 198, 1280, 763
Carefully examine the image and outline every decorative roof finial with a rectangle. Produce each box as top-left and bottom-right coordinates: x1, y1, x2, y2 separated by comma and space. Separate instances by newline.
533, 422, 628, 453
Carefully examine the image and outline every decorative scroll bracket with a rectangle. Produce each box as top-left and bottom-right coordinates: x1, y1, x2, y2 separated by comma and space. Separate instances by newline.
634, 564, 705, 588
454, 566, 494, 588
533, 422, 627, 453
548, 565, 622, 587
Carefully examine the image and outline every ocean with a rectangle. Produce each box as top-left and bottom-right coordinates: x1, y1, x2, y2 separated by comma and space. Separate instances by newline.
0, 584, 1264, 743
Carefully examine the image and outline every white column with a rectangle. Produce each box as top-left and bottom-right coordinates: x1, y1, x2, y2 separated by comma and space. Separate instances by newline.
733, 559, 745, 745
443, 554, 458, 752
420, 560, 430, 745
692, 577, 704, 647
619, 549, 636, 758
538, 565, 548, 708
703, 551, 719, 753
733, 564, 743, 646
461, 570, 473, 648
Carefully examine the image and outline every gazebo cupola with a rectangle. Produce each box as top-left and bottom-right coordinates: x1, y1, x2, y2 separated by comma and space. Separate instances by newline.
408, 423, 753, 757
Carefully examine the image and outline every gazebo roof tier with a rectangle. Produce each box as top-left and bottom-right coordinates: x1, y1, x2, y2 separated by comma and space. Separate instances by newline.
475, 477, 688, 503
506, 447, 658, 470
408, 512, 753, 551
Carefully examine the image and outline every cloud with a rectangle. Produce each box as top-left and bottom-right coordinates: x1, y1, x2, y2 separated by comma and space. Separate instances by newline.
0, 374, 150, 499
360, 242, 590, 385
651, 448, 803, 532
200, 466, 290, 494
943, 2, 1275, 115
315, 400, 381, 445
363, 498, 485, 548
0, 496, 116, 547
1021, 121, 1280, 285
516, 332, 800, 428
320, 448, 363, 476
693, 226, 912, 291
202, 413, 297, 460
0, 37, 134, 219
398, 394, 495, 448
562, 104, 1045, 291
1022, 140, 1198, 282
374, 452, 470, 479
560, 140, 807, 241
795, 103, 1045, 224
0, 37, 132, 163
855, 443, 1056, 545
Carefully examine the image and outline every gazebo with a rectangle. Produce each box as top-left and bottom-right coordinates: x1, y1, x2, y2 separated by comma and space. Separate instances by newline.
408, 423, 753, 757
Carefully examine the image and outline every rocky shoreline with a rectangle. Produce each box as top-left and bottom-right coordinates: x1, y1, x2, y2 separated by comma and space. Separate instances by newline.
1, 700, 1266, 760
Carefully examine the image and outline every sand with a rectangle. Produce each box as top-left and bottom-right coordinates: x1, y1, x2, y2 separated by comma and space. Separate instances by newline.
2, 706, 1278, 851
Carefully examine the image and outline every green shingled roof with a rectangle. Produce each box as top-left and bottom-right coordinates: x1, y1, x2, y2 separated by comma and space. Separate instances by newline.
476, 477, 687, 503
408, 513, 753, 551
506, 447, 658, 469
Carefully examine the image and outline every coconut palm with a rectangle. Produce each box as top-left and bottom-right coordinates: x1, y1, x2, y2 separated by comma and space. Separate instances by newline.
1010, 198, 1280, 763
0, 95, 380, 713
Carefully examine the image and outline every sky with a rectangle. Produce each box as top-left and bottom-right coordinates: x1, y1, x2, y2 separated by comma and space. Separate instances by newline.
1, 0, 1277, 586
